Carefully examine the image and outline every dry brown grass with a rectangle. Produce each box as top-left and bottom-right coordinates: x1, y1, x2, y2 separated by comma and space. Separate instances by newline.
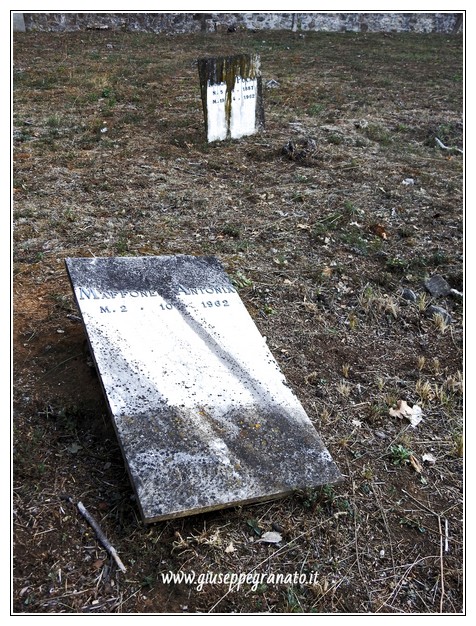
13, 29, 463, 613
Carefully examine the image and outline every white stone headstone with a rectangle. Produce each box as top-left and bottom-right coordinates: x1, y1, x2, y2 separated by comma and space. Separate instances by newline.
13, 13, 26, 32
66, 255, 341, 522
198, 54, 265, 142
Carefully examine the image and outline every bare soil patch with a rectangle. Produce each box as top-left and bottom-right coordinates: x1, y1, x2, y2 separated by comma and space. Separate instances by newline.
13, 30, 463, 613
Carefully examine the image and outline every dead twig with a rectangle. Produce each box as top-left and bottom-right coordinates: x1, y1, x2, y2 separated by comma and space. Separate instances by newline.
402, 489, 447, 612
39, 353, 83, 379
376, 555, 436, 612
373, 483, 396, 577
77, 501, 126, 573
348, 461, 373, 609
401, 489, 439, 518
438, 516, 445, 612
435, 136, 463, 154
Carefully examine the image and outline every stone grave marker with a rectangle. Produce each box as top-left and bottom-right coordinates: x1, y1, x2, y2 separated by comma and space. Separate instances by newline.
13, 13, 26, 32
65, 255, 341, 522
198, 54, 265, 142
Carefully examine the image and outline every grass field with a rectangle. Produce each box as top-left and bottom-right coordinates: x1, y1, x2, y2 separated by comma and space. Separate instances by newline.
13, 29, 463, 613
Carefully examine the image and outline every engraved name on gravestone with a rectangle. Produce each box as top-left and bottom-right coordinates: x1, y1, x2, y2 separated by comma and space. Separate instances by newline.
65, 256, 341, 523
198, 54, 265, 142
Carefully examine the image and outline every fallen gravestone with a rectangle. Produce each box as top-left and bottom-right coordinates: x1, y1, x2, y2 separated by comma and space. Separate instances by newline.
65, 255, 341, 522
198, 54, 265, 142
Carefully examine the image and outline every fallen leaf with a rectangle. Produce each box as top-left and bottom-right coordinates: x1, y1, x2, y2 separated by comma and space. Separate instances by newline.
297, 223, 310, 230
409, 454, 423, 473
257, 531, 282, 544
322, 266, 333, 277
389, 399, 413, 419
370, 223, 388, 239
389, 400, 423, 427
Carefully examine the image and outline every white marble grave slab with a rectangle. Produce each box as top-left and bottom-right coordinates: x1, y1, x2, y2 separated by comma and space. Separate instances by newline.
229, 76, 258, 139
206, 81, 228, 142
198, 54, 265, 142
65, 256, 341, 522
204, 76, 259, 141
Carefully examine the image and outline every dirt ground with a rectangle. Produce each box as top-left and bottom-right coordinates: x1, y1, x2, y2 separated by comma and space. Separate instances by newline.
12, 29, 463, 614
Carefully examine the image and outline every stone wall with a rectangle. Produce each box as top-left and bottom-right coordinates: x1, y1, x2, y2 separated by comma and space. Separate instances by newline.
19, 12, 463, 34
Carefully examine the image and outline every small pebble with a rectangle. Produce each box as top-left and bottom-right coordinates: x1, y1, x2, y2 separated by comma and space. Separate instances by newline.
402, 288, 417, 302
426, 305, 452, 324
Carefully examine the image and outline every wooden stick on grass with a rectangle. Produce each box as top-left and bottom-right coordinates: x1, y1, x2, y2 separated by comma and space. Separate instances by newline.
77, 501, 126, 573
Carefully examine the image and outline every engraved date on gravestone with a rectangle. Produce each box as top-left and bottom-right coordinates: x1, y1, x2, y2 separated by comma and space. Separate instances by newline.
76, 284, 236, 315
65, 255, 341, 523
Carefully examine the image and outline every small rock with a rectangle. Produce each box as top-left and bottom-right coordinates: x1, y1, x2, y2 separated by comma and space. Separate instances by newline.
401, 288, 417, 302
426, 305, 452, 324
424, 275, 451, 297
271, 522, 284, 534
257, 531, 282, 544
66, 314, 82, 323
282, 137, 317, 161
